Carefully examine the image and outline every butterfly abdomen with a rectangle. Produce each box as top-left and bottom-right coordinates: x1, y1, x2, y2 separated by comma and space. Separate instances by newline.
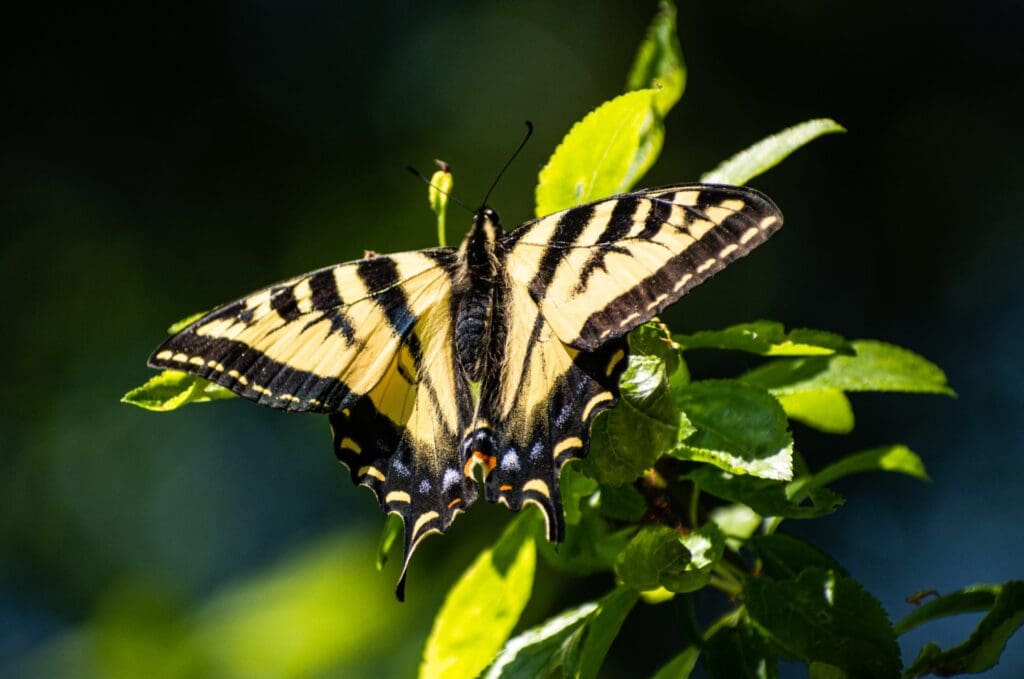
455, 208, 503, 380
455, 287, 493, 380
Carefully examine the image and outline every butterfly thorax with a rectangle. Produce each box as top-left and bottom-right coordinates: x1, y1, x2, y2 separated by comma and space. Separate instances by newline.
454, 208, 503, 381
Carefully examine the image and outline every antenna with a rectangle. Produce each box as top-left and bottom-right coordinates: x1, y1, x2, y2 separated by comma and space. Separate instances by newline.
481, 120, 533, 209
405, 165, 472, 214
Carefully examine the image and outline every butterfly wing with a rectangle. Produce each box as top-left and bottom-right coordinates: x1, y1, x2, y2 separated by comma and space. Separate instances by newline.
463, 276, 628, 542
150, 248, 477, 596
467, 184, 782, 538
501, 184, 782, 350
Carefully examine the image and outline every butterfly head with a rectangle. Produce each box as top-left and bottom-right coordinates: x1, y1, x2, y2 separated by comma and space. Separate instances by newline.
466, 207, 503, 247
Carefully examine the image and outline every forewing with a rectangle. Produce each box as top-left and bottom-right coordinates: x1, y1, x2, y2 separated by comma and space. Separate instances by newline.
149, 249, 457, 412
501, 184, 782, 350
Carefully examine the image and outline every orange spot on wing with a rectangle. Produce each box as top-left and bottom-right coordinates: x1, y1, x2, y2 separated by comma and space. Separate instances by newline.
499, 484, 513, 492
464, 450, 497, 478
447, 497, 462, 509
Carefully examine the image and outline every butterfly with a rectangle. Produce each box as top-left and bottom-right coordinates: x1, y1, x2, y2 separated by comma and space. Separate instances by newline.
148, 183, 782, 598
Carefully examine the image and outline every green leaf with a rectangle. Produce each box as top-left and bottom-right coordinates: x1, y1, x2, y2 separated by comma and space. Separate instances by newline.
615, 524, 723, 595
775, 389, 855, 434
708, 503, 762, 550
743, 340, 954, 396
560, 463, 599, 526
662, 523, 725, 594
625, 0, 685, 116
674, 321, 852, 357
703, 624, 779, 679
795, 445, 929, 497
743, 567, 901, 678
375, 513, 403, 571
121, 370, 236, 412
630, 321, 682, 377
686, 466, 843, 519
700, 118, 846, 186
650, 646, 699, 679
616, 526, 691, 592
483, 587, 638, 679
894, 584, 1002, 636
596, 483, 648, 522
671, 380, 794, 481
167, 310, 207, 334
536, 89, 662, 216
809, 663, 846, 679
903, 581, 1024, 677
539, 514, 634, 575
747, 534, 845, 580
574, 588, 640, 679
582, 353, 678, 485
420, 514, 537, 679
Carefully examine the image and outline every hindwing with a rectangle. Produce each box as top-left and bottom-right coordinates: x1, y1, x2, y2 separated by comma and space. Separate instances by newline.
150, 248, 478, 598
462, 262, 629, 542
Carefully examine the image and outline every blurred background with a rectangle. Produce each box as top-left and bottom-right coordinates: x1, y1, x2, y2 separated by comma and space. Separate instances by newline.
2, 1, 1022, 676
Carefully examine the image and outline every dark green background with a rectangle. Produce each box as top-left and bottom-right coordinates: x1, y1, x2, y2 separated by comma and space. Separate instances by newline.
2, 2, 1022, 676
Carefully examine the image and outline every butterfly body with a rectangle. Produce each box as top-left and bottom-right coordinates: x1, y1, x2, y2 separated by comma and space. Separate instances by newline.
148, 183, 782, 597
454, 208, 502, 380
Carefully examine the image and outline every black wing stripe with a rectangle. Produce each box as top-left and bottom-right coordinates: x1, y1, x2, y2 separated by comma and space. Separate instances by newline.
578, 198, 780, 347
575, 196, 641, 293
528, 203, 596, 299
149, 335, 352, 412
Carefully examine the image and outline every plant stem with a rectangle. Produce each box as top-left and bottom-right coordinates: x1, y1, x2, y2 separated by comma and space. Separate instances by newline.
688, 483, 700, 528
703, 605, 746, 640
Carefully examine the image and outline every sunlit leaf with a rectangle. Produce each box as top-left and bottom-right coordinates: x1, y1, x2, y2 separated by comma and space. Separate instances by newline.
483, 587, 638, 679
701, 118, 845, 186
121, 370, 236, 412
708, 503, 762, 551
902, 581, 1024, 677
674, 321, 852, 357
671, 380, 793, 481
167, 310, 207, 334
536, 89, 662, 216
775, 389, 855, 434
743, 568, 901, 677
686, 466, 843, 519
625, 0, 685, 116
790, 445, 928, 500
420, 513, 538, 679
742, 340, 954, 396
